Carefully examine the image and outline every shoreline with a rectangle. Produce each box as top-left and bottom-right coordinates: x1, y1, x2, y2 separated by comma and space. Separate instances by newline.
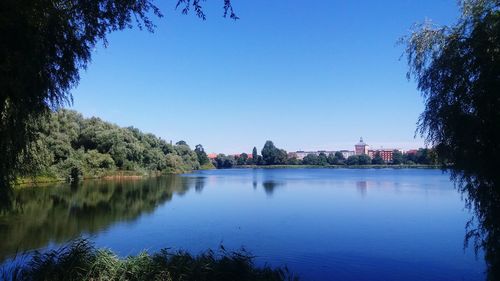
234, 164, 442, 169
15, 164, 442, 187
15, 170, 173, 186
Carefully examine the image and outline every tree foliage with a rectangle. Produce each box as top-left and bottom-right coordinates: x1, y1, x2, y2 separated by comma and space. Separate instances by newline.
195, 144, 210, 165
19, 109, 202, 181
261, 141, 287, 165
392, 150, 404, 165
213, 154, 236, 169
345, 155, 372, 165
0, 0, 236, 204
252, 147, 258, 161
302, 154, 319, 165
403, 1, 500, 278
237, 153, 249, 166
371, 152, 385, 165
403, 0, 500, 177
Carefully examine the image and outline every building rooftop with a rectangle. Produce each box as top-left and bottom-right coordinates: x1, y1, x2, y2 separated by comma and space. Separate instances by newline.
356, 137, 368, 146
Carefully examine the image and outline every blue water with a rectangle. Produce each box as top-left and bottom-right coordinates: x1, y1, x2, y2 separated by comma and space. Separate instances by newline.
0, 168, 485, 280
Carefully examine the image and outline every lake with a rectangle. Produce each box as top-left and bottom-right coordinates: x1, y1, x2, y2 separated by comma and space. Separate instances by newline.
0, 168, 485, 280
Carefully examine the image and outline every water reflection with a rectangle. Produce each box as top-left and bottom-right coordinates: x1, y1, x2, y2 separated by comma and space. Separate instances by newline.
459, 176, 500, 281
0, 169, 490, 281
194, 177, 205, 193
0, 176, 194, 263
262, 180, 284, 196
356, 181, 367, 197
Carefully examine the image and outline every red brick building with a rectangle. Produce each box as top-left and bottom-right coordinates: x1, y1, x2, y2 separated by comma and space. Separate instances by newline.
368, 149, 395, 162
355, 137, 369, 155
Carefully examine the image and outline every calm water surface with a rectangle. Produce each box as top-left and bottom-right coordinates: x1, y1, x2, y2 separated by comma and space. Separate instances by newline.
0, 168, 485, 280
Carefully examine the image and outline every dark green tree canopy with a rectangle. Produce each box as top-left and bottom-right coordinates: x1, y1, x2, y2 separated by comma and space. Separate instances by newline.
261, 141, 287, 165
252, 147, 258, 160
335, 151, 345, 160
214, 154, 236, 169
195, 144, 210, 165
19, 109, 201, 181
302, 154, 319, 166
403, 0, 500, 180
403, 1, 500, 278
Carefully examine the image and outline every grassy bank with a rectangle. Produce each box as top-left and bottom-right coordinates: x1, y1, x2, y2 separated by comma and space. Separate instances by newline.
1, 240, 298, 281
237, 164, 441, 169
16, 170, 162, 186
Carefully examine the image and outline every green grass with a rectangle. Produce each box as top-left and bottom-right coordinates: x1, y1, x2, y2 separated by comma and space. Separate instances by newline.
199, 162, 216, 170
15, 175, 62, 185
2, 239, 298, 281
16, 170, 173, 186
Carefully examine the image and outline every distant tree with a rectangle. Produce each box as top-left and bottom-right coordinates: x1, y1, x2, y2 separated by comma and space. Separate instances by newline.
276, 149, 288, 165
261, 141, 287, 165
256, 155, 265, 165
327, 153, 336, 165
237, 153, 249, 166
214, 154, 225, 168
414, 148, 437, 165
261, 141, 274, 165
245, 157, 255, 165
176, 140, 188, 146
346, 155, 359, 165
404, 152, 417, 164
318, 153, 329, 166
302, 154, 319, 165
214, 154, 236, 169
328, 152, 345, 165
286, 157, 299, 165
252, 147, 258, 161
16, 109, 201, 179
335, 151, 345, 161
358, 154, 372, 165
371, 152, 385, 165
194, 144, 210, 165
392, 150, 404, 165
223, 156, 236, 168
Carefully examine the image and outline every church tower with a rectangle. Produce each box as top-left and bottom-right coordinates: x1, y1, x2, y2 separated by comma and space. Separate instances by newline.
355, 137, 369, 155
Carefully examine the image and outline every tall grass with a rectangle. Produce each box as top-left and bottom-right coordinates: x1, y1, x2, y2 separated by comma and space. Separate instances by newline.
1, 240, 298, 281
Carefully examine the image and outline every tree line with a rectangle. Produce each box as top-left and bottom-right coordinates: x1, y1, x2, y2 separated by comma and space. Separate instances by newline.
212, 140, 437, 168
18, 109, 212, 182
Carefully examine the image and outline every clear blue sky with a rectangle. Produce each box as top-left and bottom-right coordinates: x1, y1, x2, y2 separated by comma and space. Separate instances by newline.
70, 0, 459, 154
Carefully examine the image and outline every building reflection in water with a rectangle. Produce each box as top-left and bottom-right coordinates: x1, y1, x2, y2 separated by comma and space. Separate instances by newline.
356, 181, 368, 197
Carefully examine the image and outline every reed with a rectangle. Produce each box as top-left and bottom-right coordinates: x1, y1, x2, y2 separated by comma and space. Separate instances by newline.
2, 239, 298, 281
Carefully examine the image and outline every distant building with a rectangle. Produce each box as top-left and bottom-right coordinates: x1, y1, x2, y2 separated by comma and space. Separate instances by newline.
339, 150, 355, 159
355, 137, 369, 155
292, 150, 354, 160
294, 151, 323, 160
368, 149, 396, 162
243, 137, 406, 163
233, 153, 253, 159
207, 153, 218, 160
406, 149, 418, 155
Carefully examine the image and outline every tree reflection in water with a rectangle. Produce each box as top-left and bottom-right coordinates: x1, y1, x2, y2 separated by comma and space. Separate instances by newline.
262, 180, 285, 196
458, 174, 500, 281
0, 175, 204, 263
